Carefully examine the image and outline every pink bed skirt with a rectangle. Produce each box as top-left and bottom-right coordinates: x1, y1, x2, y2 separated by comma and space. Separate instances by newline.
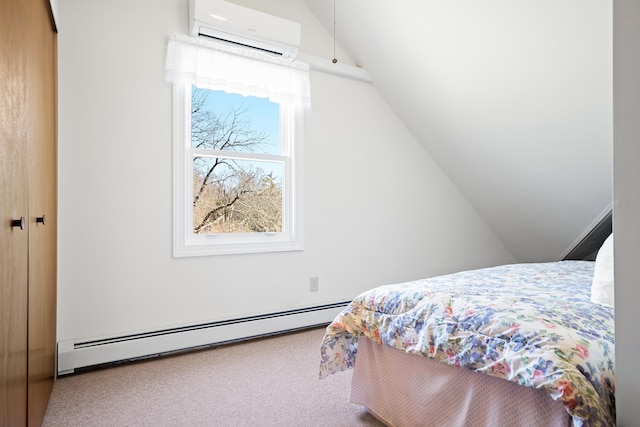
350, 337, 571, 427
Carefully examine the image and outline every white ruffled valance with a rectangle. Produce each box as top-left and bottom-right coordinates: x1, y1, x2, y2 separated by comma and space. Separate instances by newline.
165, 33, 310, 108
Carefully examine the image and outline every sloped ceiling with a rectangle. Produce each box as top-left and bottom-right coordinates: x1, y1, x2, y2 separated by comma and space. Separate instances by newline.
302, 0, 613, 262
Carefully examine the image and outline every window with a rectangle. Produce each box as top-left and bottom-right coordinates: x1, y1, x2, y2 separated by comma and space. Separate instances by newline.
166, 34, 309, 256
175, 84, 303, 256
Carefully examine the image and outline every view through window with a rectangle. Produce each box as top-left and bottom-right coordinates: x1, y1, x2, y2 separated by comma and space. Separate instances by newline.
191, 86, 284, 235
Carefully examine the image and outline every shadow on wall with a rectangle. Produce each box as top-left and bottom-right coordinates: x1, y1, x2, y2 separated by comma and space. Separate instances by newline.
563, 210, 612, 261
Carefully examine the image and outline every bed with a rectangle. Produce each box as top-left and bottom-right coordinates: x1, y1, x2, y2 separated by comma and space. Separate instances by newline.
319, 245, 616, 426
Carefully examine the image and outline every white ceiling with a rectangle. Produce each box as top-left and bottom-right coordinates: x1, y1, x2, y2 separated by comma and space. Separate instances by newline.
302, 0, 613, 262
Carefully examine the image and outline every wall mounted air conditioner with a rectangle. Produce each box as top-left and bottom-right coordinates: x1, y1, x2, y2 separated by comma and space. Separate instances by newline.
189, 0, 301, 60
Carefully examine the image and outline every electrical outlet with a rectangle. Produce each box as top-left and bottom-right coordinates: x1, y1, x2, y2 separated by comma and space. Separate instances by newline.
310, 277, 319, 292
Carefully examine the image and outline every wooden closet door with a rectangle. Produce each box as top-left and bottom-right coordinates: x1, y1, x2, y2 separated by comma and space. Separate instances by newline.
27, 0, 58, 425
1, 0, 30, 425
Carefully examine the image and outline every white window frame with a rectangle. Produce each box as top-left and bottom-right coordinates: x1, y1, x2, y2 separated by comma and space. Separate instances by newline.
172, 82, 304, 257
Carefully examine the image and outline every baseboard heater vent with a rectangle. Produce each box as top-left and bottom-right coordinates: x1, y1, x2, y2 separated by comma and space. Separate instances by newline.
57, 301, 349, 376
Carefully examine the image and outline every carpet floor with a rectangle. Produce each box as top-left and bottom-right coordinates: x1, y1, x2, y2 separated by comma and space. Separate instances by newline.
43, 326, 385, 427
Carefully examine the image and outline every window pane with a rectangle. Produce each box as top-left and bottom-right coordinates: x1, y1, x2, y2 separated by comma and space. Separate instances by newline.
191, 86, 280, 155
193, 157, 283, 234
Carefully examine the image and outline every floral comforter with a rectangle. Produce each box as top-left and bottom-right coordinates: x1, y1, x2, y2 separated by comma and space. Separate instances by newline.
319, 261, 615, 426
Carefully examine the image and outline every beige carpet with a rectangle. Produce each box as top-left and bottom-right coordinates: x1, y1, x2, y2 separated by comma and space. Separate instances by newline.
43, 327, 384, 427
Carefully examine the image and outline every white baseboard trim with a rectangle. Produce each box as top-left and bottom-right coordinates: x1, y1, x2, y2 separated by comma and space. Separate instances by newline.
57, 301, 348, 376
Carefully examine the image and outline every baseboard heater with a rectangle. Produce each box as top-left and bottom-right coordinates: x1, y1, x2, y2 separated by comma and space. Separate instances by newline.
57, 301, 349, 376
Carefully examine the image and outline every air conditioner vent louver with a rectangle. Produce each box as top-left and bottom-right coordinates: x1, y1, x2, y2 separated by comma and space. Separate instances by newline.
197, 31, 283, 56
189, 0, 301, 60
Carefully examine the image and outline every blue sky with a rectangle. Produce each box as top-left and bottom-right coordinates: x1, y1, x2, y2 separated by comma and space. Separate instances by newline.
198, 88, 280, 155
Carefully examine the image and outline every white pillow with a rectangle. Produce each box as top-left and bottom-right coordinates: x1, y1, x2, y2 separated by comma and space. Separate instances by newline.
590, 234, 614, 307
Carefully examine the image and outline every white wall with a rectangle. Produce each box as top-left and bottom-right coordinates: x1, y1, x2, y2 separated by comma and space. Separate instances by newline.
304, 0, 614, 263
57, 0, 514, 342
613, 0, 640, 423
